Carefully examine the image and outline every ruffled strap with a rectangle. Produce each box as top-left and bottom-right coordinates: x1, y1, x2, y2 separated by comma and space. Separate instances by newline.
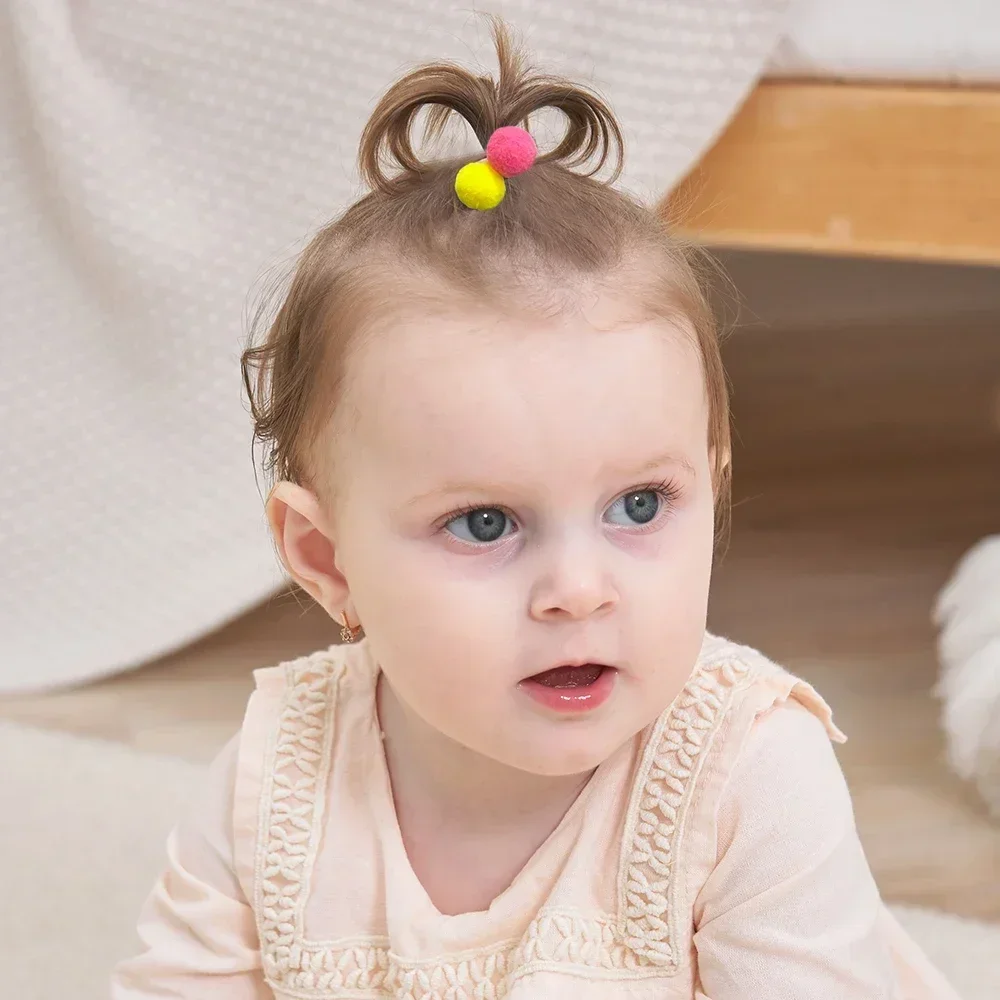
230, 644, 351, 989
617, 635, 846, 975
231, 664, 293, 905
755, 670, 847, 744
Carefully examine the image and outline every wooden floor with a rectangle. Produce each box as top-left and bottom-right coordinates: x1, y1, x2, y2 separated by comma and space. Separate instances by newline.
3, 307, 999, 919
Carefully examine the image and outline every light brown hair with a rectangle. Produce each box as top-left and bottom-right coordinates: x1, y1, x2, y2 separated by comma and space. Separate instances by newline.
242, 20, 731, 528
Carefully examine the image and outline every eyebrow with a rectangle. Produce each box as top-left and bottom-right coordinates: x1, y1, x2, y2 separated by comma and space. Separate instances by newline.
403, 451, 696, 508
617, 451, 696, 479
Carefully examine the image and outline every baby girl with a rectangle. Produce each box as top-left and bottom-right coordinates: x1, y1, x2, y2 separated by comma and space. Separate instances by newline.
112, 22, 959, 999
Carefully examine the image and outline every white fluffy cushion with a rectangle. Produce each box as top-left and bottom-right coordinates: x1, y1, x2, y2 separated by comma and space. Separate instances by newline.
935, 536, 1000, 815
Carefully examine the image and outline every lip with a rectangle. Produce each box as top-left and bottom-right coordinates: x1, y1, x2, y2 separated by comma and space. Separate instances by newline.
519, 663, 618, 715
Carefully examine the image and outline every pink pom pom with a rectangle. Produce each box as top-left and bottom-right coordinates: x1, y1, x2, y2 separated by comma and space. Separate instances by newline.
486, 126, 537, 178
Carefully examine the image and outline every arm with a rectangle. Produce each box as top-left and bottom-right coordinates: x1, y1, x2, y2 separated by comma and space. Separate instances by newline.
111, 735, 271, 999
692, 701, 896, 999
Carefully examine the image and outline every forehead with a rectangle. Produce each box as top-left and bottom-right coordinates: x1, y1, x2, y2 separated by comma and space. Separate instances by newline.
340, 306, 708, 488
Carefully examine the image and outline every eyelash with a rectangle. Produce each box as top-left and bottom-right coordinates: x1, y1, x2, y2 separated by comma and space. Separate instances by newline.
440, 478, 682, 535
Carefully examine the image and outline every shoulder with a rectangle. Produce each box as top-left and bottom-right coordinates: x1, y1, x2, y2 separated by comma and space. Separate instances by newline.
626, 634, 846, 832
237, 640, 360, 794
678, 634, 848, 824
247, 639, 367, 698
687, 635, 855, 874
692, 633, 846, 747
689, 686, 872, 947
637, 633, 845, 793
721, 695, 854, 844
618, 635, 850, 960
701, 636, 855, 851
241, 638, 376, 743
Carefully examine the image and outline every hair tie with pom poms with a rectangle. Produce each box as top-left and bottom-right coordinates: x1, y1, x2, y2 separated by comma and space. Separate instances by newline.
454, 125, 537, 211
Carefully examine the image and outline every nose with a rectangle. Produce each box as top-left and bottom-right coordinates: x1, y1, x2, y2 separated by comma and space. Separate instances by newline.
528, 533, 619, 623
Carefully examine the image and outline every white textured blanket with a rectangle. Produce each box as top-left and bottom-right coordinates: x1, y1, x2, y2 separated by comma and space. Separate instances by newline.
0, 1, 788, 691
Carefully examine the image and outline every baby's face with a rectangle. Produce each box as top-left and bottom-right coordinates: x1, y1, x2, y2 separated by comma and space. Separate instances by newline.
333, 300, 716, 776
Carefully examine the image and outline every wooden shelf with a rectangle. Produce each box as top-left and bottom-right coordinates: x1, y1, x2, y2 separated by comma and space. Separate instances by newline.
666, 80, 1000, 265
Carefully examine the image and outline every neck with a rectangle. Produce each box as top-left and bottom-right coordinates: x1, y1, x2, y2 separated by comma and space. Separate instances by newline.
377, 674, 592, 835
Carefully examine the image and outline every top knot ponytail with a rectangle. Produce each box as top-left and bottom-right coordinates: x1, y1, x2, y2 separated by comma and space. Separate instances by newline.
358, 17, 624, 193
243, 16, 730, 533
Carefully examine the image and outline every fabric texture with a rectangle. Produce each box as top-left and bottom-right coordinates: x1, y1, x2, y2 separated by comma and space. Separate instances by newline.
110, 635, 960, 998
768, 0, 1000, 83
0, 0, 791, 692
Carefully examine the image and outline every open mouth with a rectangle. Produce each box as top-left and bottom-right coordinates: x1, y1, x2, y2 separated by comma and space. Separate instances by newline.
526, 663, 606, 688
519, 663, 617, 713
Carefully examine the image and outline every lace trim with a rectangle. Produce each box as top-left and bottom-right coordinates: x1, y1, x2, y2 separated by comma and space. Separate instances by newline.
618, 647, 752, 970
254, 653, 344, 974
266, 910, 664, 997
254, 643, 754, 997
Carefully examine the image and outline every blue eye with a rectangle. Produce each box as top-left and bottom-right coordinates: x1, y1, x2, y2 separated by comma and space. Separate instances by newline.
605, 489, 662, 526
446, 507, 515, 544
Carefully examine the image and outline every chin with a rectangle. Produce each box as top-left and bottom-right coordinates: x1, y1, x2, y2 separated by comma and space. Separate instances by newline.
516, 757, 607, 779
510, 729, 631, 778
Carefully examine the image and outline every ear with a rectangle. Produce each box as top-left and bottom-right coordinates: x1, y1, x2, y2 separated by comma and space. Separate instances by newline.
267, 481, 348, 616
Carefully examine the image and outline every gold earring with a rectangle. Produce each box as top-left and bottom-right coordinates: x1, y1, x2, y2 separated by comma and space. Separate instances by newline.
339, 611, 361, 644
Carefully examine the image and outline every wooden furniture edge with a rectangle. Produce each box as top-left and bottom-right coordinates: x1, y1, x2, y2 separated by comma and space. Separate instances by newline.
663, 80, 1000, 265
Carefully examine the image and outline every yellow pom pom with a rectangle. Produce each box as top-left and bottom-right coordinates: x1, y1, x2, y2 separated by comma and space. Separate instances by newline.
454, 161, 506, 210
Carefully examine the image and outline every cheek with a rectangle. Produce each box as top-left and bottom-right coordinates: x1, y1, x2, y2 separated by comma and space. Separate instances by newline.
621, 501, 715, 632
381, 540, 512, 615
345, 528, 516, 672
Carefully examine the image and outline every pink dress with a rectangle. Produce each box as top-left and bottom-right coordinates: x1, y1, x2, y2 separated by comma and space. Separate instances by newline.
111, 634, 960, 998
